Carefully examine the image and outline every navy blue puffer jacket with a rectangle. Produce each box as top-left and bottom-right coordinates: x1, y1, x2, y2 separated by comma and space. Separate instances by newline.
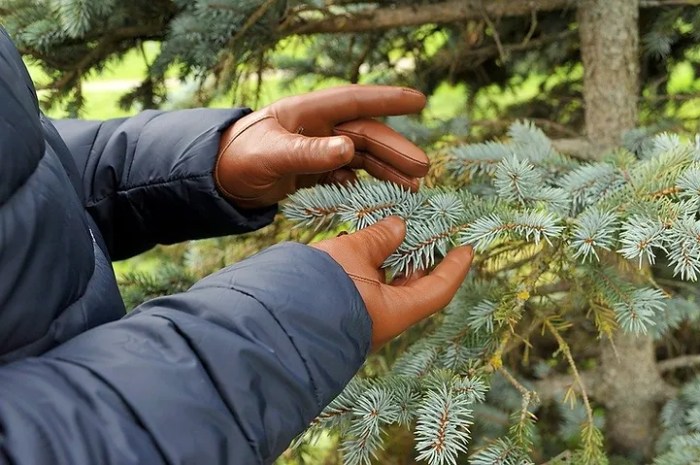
0, 27, 370, 465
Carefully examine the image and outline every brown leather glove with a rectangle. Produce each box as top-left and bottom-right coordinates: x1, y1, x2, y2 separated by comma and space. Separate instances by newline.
215, 85, 430, 209
311, 216, 474, 349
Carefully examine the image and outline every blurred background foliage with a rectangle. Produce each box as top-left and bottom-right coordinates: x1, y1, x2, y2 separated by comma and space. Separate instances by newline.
4, 0, 700, 463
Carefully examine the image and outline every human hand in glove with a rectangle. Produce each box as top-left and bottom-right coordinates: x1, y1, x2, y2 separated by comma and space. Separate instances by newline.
214, 85, 429, 209
311, 216, 474, 349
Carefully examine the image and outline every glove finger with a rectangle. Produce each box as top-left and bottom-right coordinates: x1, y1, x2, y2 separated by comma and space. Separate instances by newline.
390, 268, 428, 286
348, 151, 420, 192
290, 85, 426, 124
334, 119, 429, 178
391, 245, 474, 325
270, 133, 354, 175
348, 216, 406, 268
322, 168, 358, 186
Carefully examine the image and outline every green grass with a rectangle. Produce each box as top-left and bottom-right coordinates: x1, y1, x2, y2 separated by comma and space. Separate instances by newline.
27, 42, 161, 120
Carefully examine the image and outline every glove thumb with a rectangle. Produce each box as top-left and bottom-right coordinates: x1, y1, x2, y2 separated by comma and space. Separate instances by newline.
350, 216, 407, 267
271, 133, 354, 175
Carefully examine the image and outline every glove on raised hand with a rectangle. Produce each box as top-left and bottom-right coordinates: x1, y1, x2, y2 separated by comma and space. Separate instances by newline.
312, 216, 474, 349
215, 85, 430, 209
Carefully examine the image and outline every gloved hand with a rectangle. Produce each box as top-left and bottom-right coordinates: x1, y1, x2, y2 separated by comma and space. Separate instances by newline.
311, 216, 474, 349
215, 85, 429, 209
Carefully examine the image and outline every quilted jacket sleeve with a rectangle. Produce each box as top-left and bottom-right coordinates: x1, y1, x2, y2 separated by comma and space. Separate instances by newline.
52, 110, 277, 260
0, 243, 371, 465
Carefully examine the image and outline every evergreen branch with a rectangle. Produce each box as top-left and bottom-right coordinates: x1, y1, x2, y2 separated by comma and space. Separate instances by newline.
468, 437, 533, 465
557, 162, 623, 210
18, 23, 167, 68
55, 0, 93, 38
341, 387, 400, 465
281, 123, 700, 463
393, 345, 441, 378
628, 140, 695, 195
448, 141, 512, 178
470, 118, 580, 139
575, 423, 608, 465
677, 166, 700, 210
499, 368, 539, 453
425, 192, 466, 223
339, 182, 423, 229
495, 164, 569, 211
618, 214, 667, 267
570, 208, 618, 262
283, 183, 348, 229
486, 247, 543, 276
478, 241, 533, 271
653, 433, 700, 465
313, 379, 370, 429
226, 0, 276, 49
494, 157, 542, 205
590, 267, 667, 334
507, 120, 560, 164
665, 216, 700, 281
453, 376, 489, 405
460, 211, 563, 251
340, 426, 382, 465
543, 320, 608, 463
543, 319, 594, 428
613, 288, 667, 335
118, 266, 196, 311
414, 383, 474, 465
351, 387, 400, 431
385, 220, 467, 274
279, 0, 570, 35
394, 381, 422, 426
283, 181, 420, 230
466, 300, 498, 334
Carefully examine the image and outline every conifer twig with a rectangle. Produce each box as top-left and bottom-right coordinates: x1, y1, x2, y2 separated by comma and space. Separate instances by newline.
479, 2, 507, 63
543, 319, 595, 426
228, 0, 277, 48
658, 354, 700, 373
499, 367, 527, 396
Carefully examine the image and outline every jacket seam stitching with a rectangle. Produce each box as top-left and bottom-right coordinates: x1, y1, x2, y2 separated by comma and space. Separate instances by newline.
86, 173, 211, 207
83, 121, 104, 186
123, 113, 162, 185
0, 142, 45, 210
202, 284, 324, 409
149, 313, 265, 464
82, 122, 103, 206
44, 356, 171, 464
334, 127, 429, 168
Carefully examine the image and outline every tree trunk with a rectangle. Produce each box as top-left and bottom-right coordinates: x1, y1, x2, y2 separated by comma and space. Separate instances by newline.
579, 0, 639, 149
597, 333, 667, 460
578, 0, 667, 460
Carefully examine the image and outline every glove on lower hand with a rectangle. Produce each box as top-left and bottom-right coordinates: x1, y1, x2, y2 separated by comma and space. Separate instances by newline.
312, 216, 474, 349
215, 85, 430, 209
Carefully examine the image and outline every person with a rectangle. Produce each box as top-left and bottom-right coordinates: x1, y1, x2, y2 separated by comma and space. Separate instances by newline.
0, 25, 473, 465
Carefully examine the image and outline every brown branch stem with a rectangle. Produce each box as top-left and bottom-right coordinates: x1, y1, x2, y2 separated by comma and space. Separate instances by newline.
544, 319, 595, 426
280, 0, 573, 35
659, 354, 700, 373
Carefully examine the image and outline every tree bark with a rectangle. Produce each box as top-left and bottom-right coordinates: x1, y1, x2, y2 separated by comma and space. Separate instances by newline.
279, 0, 700, 36
578, 1, 667, 460
597, 334, 667, 460
281, 0, 574, 35
578, 0, 639, 149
